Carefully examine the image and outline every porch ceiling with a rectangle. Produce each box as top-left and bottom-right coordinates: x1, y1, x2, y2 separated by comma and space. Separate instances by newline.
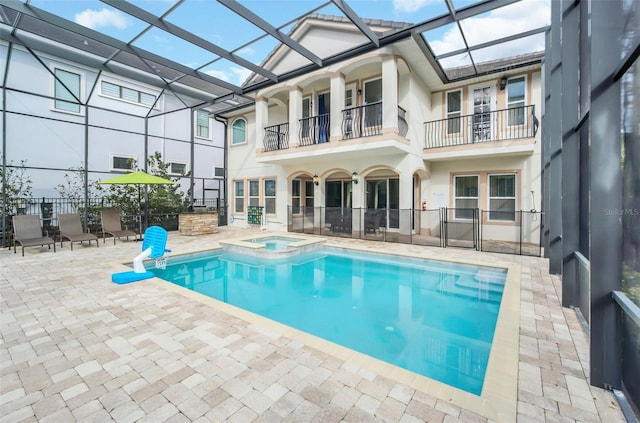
0, 0, 548, 115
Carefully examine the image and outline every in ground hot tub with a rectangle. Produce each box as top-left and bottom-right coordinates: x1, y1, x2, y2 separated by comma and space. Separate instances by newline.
219, 235, 324, 258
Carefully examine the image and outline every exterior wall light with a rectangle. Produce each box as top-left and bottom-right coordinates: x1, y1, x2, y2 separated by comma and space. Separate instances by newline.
499, 76, 508, 90
352, 171, 359, 184
313, 175, 319, 186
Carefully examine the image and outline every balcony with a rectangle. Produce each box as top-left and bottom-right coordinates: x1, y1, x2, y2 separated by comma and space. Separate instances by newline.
261, 102, 409, 155
342, 102, 383, 140
424, 105, 539, 149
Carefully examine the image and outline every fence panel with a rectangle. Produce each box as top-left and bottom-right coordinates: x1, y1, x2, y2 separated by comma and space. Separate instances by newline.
412, 209, 443, 247
480, 210, 542, 256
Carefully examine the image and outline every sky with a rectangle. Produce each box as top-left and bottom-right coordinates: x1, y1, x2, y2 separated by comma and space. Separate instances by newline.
28, 0, 550, 86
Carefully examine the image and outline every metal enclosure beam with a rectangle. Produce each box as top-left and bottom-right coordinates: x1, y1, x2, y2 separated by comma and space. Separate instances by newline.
547, 0, 563, 274
1, 0, 241, 93
560, 0, 580, 307
100, 0, 278, 83
331, 0, 379, 47
542, 30, 550, 256
589, 0, 622, 390
217, 0, 323, 67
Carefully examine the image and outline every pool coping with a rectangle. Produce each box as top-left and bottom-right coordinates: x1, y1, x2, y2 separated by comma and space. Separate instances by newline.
111, 235, 520, 422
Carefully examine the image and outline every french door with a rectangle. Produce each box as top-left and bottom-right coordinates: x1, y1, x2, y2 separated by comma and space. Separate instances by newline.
471, 85, 493, 142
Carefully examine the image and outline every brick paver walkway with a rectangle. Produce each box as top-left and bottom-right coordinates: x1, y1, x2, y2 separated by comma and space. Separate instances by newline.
0, 227, 625, 422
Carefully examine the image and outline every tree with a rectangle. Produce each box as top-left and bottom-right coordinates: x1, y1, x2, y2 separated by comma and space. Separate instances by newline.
1, 158, 33, 215
146, 151, 191, 215
55, 165, 104, 211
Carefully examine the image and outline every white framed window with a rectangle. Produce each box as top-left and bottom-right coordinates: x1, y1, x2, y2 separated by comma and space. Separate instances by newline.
454, 175, 479, 219
363, 77, 382, 129
292, 179, 301, 214
196, 110, 210, 138
168, 162, 187, 176
249, 180, 260, 207
110, 154, 136, 172
101, 81, 157, 107
264, 179, 276, 214
234, 180, 244, 213
232, 118, 247, 144
213, 166, 225, 178
54, 68, 81, 113
446, 89, 462, 134
305, 180, 314, 213
488, 174, 516, 221
507, 76, 526, 126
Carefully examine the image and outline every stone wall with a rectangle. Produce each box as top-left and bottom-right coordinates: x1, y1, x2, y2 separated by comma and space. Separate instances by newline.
178, 213, 218, 236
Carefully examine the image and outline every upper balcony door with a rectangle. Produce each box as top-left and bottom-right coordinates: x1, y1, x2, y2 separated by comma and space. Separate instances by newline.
470, 83, 495, 142
317, 92, 330, 143
363, 78, 383, 131
301, 96, 312, 141
343, 83, 357, 138
300, 93, 330, 145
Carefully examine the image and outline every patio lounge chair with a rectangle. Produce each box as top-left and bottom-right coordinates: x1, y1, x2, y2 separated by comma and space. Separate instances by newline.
12, 215, 56, 256
58, 213, 99, 250
100, 209, 137, 244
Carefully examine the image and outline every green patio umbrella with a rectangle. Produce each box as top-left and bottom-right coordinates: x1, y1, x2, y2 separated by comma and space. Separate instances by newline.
99, 171, 176, 186
99, 171, 175, 236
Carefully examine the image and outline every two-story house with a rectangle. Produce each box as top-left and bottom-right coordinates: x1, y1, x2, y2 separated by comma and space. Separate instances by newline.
223, 14, 542, 249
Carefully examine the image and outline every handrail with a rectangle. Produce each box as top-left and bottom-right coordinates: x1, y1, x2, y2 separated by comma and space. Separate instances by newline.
263, 122, 289, 151
342, 102, 383, 139
612, 291, 640, 327
299, 113, 330, 146
424, 104, 538, 149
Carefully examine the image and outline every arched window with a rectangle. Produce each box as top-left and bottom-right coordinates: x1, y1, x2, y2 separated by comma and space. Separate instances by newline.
232, 118, 246, 144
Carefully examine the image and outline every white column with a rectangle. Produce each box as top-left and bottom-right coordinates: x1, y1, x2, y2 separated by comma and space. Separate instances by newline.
382, 55, 398, 134
288, 86, 302, 147
398, 169, 413, 240
255, 96, 268, 153
330, 72, 345, 142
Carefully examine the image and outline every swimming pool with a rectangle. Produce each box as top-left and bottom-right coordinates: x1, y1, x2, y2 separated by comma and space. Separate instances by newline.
151, 246, 506, 396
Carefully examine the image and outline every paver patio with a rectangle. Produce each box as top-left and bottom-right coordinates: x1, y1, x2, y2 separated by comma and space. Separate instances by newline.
0, 227, 625, 422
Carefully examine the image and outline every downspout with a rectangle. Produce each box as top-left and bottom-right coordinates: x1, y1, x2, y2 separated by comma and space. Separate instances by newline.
214, 115, 228, 226
144, 117, 149, 229
190, 109, 195, 208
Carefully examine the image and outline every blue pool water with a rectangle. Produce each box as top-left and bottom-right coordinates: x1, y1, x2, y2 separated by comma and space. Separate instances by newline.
152, 248, 506, 395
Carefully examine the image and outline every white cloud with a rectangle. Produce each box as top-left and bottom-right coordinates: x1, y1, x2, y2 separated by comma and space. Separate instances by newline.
204, 69, 230, 82
204, 67, 253, 86
237, 47, 256, 57
231, 67, 252, 86
74, 8, 130, 30
427, 0, 550, 65
393, 0, 438, 14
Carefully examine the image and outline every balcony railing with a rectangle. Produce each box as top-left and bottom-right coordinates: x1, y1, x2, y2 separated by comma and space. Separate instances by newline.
424, 105, 539, 149
342, 102, 383, 139
263, 122, 289, 152
299, 113, 330, 146
398, 106, 408, 137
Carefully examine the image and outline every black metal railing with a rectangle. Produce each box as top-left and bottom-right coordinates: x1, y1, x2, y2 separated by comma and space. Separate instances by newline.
299, 113, 330, 146
398, 106, 408, 137
263, 122, 289, 151
342, 102, 383, 139
424, 105, 539, 149
287, 206, 543, 256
